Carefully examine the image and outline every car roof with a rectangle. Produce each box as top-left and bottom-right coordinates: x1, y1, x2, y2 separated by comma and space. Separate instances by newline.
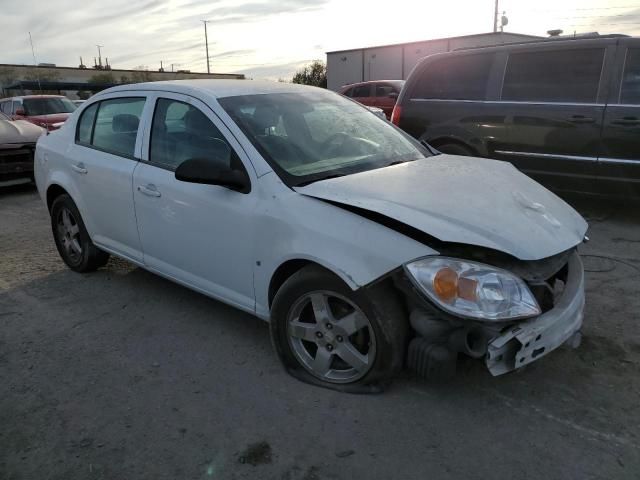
96, 80, 323, 99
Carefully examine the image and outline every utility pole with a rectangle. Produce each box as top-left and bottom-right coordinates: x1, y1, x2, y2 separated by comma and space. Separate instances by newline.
201, 20, 210, 74
493, 0, 499, 32
28, 32, 42, 93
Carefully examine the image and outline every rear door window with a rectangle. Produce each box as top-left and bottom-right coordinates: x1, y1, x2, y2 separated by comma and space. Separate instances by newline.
620, 48, 640, 104
352, 85, 371, 98
90, 98, 145, 158
76, 103, 99, 145
410, 53, 495, 100
375, 84, 396, 97
502, 48, 605, 103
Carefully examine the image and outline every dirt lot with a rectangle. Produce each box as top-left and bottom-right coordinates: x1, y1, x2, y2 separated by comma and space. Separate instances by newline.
1, 184, 639, 480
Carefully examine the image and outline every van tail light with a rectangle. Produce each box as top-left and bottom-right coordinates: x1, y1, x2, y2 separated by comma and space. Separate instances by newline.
390, 105, 402, 126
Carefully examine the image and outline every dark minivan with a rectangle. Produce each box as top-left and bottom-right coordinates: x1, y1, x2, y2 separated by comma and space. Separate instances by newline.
392, 35, 640, 197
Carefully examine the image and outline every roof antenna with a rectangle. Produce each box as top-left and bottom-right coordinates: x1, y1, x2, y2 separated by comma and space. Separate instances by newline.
28, 31, 43, 93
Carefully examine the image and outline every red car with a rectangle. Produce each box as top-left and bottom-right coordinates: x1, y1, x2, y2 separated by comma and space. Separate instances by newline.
0, 95, 76, 131
339, 80, 405, 119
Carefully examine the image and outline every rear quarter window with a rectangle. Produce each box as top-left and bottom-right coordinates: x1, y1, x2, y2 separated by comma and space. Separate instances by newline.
409, 53, 495, 101
620, 48, 640, 104
502, 48, 605, 103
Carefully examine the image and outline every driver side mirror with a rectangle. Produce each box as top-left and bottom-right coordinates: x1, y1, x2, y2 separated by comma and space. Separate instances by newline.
388, 92, 399, 99
15, 108, 25, 116
175, 157, 250, 193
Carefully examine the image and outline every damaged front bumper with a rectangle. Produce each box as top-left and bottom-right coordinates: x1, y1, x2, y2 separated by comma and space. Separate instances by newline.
405, 251, 585, 380
486, 252, 584, 375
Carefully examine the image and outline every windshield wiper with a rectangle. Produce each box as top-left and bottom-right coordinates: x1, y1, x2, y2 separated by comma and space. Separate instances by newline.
420, 139, 441, 155
296, 173, 346, 187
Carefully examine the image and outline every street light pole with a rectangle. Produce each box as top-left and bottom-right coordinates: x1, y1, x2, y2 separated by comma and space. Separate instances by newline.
201, 20, 210, 74
493, 0, 499, 32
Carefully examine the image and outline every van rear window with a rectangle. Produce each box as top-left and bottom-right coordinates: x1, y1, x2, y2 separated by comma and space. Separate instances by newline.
409, 53, 495, 101
502, 48, 604, 103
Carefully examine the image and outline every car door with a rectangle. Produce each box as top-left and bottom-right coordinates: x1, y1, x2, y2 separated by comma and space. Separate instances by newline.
133, 92, 257, 312
496, 41, 615, 193
599, 40, 640, 197
71, 95, 146, 261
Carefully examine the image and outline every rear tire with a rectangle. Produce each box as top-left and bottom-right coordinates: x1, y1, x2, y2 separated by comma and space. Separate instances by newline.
434, 142, 475, 156
50, 194, 110, 273
270, 265, 407, 392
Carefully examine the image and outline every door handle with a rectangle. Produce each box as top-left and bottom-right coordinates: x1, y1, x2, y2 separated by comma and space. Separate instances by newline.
611, 117, 640, 126
137, 184, 161, 197
567, 115, 595, 124
71, 163, 87, 174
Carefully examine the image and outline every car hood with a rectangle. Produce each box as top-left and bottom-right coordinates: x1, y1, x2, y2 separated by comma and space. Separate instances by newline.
294, 155, 588, 261
26, 113, 71, 124
0, 119, 45, 145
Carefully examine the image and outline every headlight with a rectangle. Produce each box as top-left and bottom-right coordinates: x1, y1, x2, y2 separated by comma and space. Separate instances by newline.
405, 257, 541, 321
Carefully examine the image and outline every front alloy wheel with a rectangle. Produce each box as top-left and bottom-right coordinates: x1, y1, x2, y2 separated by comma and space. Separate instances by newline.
287, 291, 376, 383
270, 265, 407, 392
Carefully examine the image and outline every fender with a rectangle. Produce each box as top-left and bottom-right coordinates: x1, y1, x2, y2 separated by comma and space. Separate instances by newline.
253, 175, 438, 319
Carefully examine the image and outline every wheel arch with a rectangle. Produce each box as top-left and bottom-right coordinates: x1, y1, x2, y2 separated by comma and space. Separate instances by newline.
46, 183, 69, 212
428, 136, 479, 156
267, 258, 356, 309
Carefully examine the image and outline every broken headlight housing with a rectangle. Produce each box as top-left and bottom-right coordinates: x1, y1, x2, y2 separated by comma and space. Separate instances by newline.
405, 257, 541, 321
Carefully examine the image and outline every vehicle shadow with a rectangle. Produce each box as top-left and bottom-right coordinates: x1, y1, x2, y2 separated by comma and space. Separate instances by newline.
0, 181, 36, 198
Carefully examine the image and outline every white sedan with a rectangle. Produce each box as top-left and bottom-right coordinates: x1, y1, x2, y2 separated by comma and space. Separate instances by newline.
35, 80, 587, 391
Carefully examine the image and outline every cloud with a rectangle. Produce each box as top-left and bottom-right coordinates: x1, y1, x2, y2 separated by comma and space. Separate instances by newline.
232, 60, 309, 80
2, 0, 328, 78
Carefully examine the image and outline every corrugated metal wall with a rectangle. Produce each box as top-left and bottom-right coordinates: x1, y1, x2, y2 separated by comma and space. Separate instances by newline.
326, 32, 541, 91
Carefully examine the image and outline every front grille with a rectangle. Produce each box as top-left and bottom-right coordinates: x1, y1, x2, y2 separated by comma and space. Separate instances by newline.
0, 148, 34, 176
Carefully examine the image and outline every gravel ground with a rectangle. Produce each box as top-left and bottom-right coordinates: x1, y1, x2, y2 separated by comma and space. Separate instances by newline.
1, 184, 639, 480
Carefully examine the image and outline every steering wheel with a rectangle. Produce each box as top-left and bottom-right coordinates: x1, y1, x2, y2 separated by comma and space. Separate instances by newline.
321, 132, 351, 156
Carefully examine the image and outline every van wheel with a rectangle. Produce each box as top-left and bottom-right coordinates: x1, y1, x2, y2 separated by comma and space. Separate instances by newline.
435, 143, 475, 156
50, 194, 110, 273
270, 265, 406, 392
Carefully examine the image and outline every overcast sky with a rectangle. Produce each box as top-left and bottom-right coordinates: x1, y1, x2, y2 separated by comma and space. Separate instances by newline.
3, 0, 640, 80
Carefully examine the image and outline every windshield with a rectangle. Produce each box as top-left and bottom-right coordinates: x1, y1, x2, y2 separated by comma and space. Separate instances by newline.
219, 90, 430, 186
0, 111, 9, 121
23, 97, 76, 116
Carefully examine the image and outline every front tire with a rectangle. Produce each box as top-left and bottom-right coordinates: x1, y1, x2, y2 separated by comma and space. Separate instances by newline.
270, 265, 406, 392
50, 194, 110, 273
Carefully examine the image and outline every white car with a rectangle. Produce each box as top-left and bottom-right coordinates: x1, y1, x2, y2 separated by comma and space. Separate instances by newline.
35, 80, 587, 391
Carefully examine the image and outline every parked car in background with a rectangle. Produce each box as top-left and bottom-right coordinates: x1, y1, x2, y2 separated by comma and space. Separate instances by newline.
340, 80, 404, 119
35, 80, 587, 391
0, 111, 45, 185
392, 35, 640, 197
0, 95, 76, 131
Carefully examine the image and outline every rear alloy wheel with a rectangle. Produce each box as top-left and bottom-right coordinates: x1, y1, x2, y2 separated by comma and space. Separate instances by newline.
56, 207, 83, 264
270, 265, 406, 392
51, 194, 110, 272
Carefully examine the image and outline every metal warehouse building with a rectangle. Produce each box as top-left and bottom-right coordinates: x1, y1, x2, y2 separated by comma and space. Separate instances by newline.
326, 31, 541, 91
